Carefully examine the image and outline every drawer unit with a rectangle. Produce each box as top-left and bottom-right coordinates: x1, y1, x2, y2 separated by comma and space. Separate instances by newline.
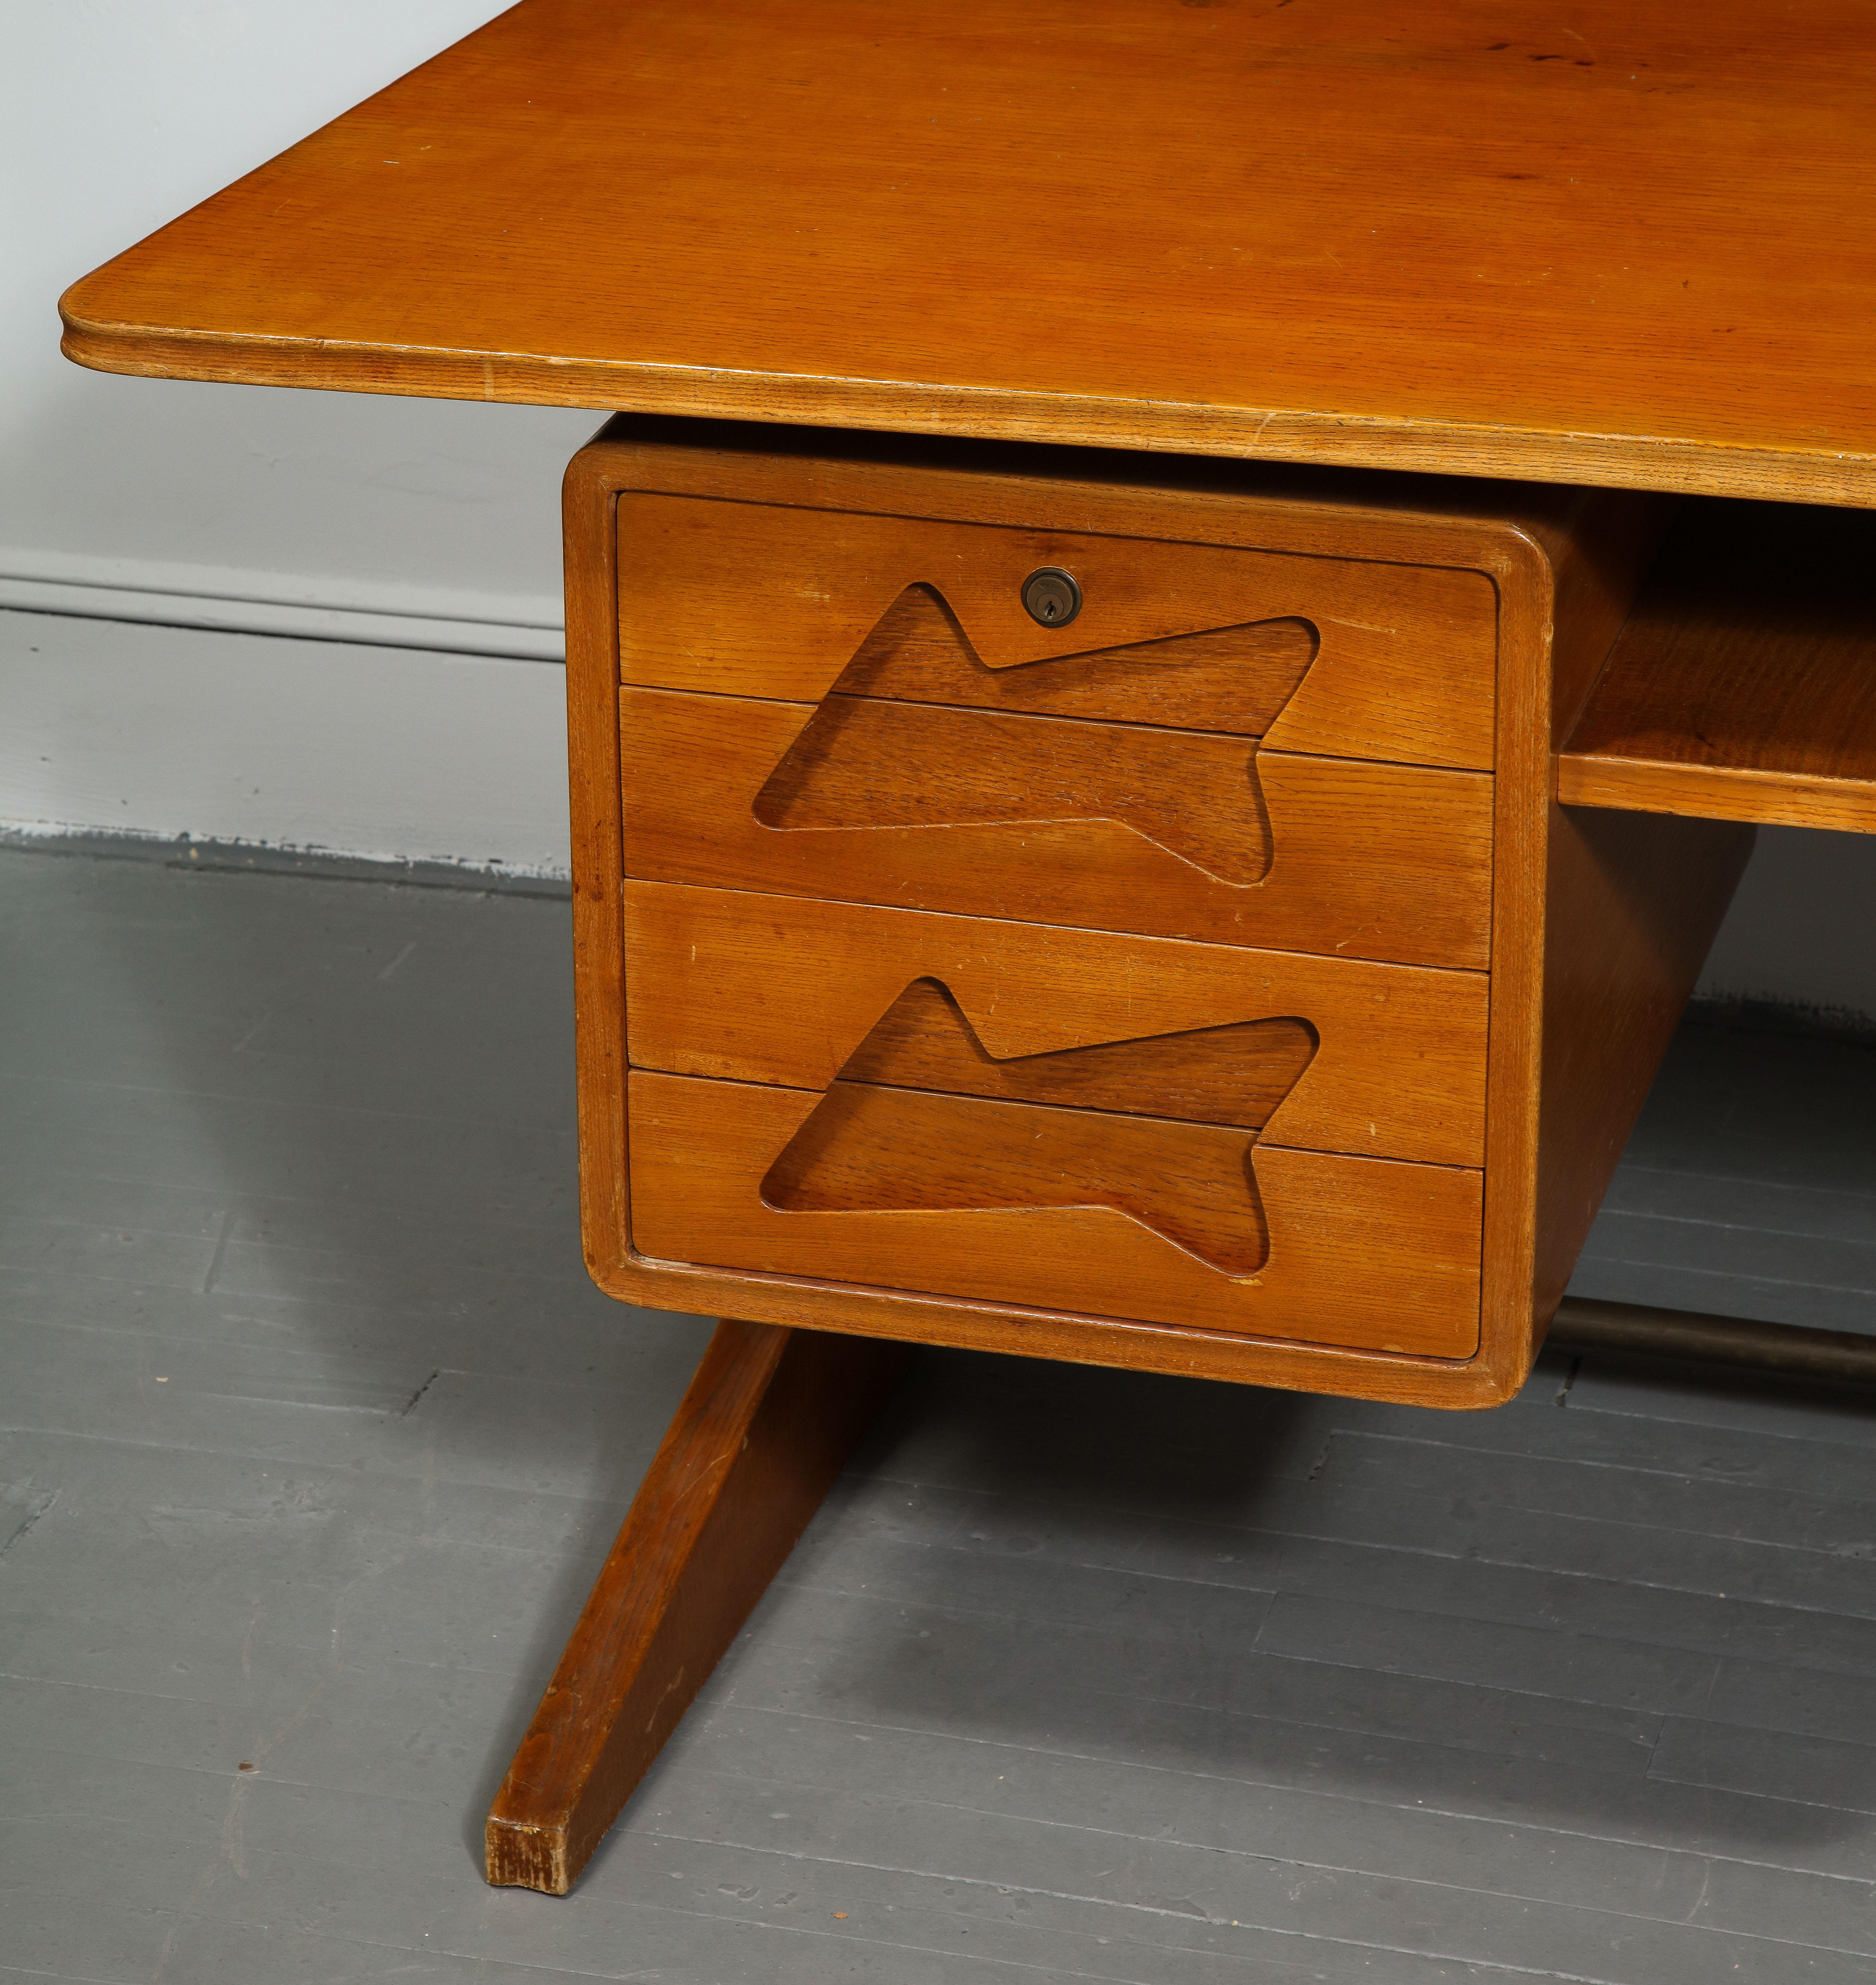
565, 419, 1754, 1406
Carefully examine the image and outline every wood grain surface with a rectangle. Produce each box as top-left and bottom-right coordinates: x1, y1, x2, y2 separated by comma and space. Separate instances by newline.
1559, 503, 1876, 831
622, 688, 1495, 969
622, 883, 1487, 1169
629, 1071, 1483, 1358
562, 445, 633, 1284
1473, 485, 1677, 1387
825, 586, 1316, 735
760, 979, 1317, 1278
617, 493, 1499, 772
58, 0, 1876, 504
833, 978, 1317, 1130
748, 574, 1323, 884
485, 1318, 907, 1893
754, 697, 1285, 886
765, 1082, 1278, 1278
1532, 805, 1756, 1332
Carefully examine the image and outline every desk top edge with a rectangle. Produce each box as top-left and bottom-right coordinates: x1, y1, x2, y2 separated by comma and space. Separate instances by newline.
57, 310, 1876, 511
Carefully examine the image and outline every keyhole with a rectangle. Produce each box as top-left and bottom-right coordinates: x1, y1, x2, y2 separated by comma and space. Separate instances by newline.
1020, 567, 1082, 628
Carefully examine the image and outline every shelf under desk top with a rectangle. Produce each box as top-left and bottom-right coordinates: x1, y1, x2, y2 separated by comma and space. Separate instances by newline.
58, 0, 1876, 507
1561, 503, 1876, 833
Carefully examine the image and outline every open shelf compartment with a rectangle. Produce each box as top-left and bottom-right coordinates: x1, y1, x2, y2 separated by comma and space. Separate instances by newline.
1559, 501, 1876, 834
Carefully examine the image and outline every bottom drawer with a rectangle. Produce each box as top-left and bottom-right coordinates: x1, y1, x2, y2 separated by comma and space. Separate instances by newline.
627, 1070, 1482, 1358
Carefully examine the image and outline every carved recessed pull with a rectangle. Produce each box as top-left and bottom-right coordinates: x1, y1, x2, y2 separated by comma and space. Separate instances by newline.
762, 979, 1317, 1276
752, 587, 1317, 884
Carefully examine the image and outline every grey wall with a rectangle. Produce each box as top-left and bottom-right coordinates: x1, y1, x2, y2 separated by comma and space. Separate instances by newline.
1698, 826, 1876, 1027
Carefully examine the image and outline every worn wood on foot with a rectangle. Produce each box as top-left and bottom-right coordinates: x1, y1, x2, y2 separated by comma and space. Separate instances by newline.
484, 1318, 908, 1894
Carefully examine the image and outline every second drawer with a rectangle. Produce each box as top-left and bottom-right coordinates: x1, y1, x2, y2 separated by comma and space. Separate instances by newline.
621, 687, 1493, 968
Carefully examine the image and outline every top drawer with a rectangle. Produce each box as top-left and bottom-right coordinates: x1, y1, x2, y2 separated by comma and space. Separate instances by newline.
618, 493, 1498, 771
617, 492, 1498, 969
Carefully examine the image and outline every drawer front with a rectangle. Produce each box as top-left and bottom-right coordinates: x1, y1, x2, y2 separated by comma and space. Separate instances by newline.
624, 884, 1489, 1169
627, 1070, 1482, 1359
621, 886, 1485, 1356
622, 686, 1493, 969
618, 493, 1499, 771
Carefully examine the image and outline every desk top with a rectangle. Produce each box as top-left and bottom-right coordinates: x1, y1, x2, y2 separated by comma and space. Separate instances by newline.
61, 0, 1876, 505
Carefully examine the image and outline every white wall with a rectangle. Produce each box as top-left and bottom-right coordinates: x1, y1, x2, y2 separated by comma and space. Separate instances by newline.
1, 1, 591, 874
1, 3, 1870, 1011
3, 0, 596, 622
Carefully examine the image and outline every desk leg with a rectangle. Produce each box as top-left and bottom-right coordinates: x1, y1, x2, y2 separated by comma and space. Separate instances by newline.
484, 1317, 908, 1893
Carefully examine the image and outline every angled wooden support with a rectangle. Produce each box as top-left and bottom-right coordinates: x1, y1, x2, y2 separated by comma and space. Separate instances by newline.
484, 1319, 908, 1894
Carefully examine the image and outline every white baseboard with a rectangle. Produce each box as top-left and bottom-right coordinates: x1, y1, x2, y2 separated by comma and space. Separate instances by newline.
0, 607, 570, 878
0, 547, 564, 661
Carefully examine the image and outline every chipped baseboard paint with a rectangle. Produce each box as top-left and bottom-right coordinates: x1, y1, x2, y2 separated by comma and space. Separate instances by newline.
0, 607, 571, 880
0, 826, 571, 896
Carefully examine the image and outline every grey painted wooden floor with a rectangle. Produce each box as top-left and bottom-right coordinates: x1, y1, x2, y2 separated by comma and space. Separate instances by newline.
3, 846, 1874, 1984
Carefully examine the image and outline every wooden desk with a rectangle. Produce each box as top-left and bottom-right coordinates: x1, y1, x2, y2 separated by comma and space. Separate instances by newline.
61, 0, 1876, 1897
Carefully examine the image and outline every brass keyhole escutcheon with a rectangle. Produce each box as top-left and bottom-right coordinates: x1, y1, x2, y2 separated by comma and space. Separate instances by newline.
1020, 566, 1082, 628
